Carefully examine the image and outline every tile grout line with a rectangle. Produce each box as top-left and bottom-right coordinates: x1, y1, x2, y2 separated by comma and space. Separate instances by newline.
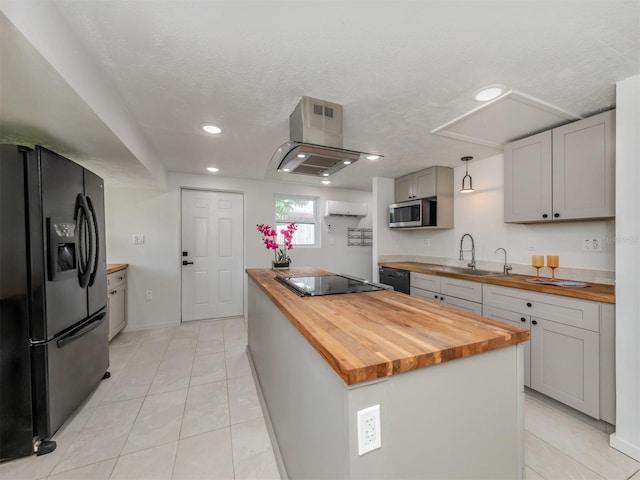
526, 430, 608, 480
111, 326, 175, 472
222, 318, 238, 480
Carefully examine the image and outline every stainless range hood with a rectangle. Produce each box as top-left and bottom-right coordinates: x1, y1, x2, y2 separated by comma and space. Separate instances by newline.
271, 96, 382, 177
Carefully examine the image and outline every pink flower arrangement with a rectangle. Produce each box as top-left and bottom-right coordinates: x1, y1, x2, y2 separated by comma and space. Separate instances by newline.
257, 223, 298, 263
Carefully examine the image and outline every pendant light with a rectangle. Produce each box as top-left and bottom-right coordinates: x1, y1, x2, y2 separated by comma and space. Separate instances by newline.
460, 156, 474, 193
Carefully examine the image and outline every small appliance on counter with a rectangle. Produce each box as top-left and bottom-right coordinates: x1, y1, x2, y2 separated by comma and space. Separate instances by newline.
1, 145, 109, 461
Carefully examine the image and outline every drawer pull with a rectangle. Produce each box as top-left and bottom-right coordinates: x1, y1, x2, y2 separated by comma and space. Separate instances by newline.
520, 317, 526, 322
526, 302, 532, 307
117, 275, 124, 280
532, 320, 538, 325
110, 289, 117, 294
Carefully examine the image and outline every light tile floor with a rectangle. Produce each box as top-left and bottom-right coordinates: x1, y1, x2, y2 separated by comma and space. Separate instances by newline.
1, 317, 639, 480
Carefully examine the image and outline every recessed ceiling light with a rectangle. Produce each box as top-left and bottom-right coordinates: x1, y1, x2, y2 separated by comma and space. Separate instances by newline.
343, 160, 352, 165
322, 173, 330, 177
322, 180, 331, 185
282, 168, 291, 172
297, 154, 306, 158
473, 85, 505, 102
206, 167, 219, 173
201, 124, 223, 134
366, 155, 380, 160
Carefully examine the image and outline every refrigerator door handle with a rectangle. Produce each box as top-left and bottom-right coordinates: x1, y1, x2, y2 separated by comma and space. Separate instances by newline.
86, 195, 100, 287
75, 194, 94, 288
56, 312, 106, 349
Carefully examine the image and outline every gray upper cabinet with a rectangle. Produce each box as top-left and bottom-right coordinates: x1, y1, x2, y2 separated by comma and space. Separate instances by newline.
504, 110, 615, 223
394, 168, 437, 202
393, 166, 454, 229
504, 130, 552, 222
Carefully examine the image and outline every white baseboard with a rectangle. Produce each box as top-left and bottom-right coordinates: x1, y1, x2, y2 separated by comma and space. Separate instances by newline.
123, 321, 180, 332
610, 432, 640, 462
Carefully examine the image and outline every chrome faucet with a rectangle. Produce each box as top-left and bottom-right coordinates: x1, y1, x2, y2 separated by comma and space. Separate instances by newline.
495, 247, 512, 275
459, 233, 476, 270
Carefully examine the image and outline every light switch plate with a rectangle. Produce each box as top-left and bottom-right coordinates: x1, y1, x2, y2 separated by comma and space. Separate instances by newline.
133, 234, 145, 245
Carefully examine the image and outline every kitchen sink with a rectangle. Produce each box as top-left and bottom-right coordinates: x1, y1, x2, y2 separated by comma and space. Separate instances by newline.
435, 266, 503, 276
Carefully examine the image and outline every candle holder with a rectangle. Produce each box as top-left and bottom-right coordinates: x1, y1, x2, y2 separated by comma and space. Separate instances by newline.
532, 255, 544, 281
547, 255, 559, 280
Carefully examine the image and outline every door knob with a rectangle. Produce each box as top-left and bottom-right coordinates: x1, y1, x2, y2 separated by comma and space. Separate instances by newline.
182, 260, 194, 266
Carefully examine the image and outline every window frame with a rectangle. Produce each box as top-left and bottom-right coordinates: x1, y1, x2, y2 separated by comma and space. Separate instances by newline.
273, 193, 320, 248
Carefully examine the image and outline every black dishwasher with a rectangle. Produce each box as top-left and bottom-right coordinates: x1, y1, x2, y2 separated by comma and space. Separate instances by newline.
378, 267, 410, 294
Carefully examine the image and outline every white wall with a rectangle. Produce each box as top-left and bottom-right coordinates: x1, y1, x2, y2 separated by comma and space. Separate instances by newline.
105, 173, 373, 330
610, 75, 640, 461
375, 154, 615, 282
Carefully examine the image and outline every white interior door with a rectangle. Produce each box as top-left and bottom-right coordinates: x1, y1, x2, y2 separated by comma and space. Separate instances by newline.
181, 189, 244, 321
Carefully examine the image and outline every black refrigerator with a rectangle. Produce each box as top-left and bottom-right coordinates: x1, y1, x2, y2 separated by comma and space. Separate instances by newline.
1, 145, 109, 461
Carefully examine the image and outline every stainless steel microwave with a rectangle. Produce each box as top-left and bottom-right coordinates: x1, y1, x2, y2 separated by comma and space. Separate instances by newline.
389, 198, 437, 228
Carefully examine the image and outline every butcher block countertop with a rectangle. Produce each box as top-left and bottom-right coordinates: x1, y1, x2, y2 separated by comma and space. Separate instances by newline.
379, 261, 615, 304
246, 267, 529, 385
107, 263, 128, 274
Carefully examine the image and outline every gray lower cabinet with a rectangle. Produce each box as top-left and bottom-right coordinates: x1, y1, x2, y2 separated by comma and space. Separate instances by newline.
530, 317, 599, 418
410, 272, 483, 316
483, 305, 531, 387
483, 284, 614, 422
107, 269, 127, 341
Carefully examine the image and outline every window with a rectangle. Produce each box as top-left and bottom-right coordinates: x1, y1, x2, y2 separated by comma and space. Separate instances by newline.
274, 194, 319, 247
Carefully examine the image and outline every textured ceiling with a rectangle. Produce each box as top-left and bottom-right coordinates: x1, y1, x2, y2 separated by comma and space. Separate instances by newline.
1, 1, 638, 190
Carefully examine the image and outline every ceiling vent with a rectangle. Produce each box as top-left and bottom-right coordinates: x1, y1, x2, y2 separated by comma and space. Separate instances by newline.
431, 90, 582, 149
271, 96, 382, 178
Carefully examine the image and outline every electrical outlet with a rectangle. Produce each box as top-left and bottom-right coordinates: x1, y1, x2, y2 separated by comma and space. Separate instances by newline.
424, 238, 431, 247
145, 290, 153, 300
583, 238, 603, 252
357, 404, 381, 455
528, 238, 536, 251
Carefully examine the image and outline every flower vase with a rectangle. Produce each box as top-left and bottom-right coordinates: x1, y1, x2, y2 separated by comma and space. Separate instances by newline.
272, 260, 290, 270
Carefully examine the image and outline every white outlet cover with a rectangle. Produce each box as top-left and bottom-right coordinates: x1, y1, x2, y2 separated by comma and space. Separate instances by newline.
357, 405, 381, 455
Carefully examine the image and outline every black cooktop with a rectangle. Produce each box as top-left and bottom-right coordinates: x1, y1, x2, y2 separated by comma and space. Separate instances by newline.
275, 274, 387, 297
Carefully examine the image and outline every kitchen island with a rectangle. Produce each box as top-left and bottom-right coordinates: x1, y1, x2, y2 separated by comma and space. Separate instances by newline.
247, 267, 529, 479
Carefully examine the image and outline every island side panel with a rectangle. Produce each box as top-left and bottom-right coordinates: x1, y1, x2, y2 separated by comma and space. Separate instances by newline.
248, 275, 525, 479
247, 281, 350, 479
347, 344, 524, 479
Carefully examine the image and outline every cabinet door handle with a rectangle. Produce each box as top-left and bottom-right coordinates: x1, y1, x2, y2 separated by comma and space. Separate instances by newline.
542, 213, 548, 219
434, 294, 438, 299
182, 260, 194, 266
110, 289, 117, 294
526, 302, 532, 307
520, 317, 526, 322
532, 320, 538, 325
554, 213, 560, 218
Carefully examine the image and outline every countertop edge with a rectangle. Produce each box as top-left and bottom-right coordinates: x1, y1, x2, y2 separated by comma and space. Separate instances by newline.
107, 263, 128, 274
379, 261, 615, 304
